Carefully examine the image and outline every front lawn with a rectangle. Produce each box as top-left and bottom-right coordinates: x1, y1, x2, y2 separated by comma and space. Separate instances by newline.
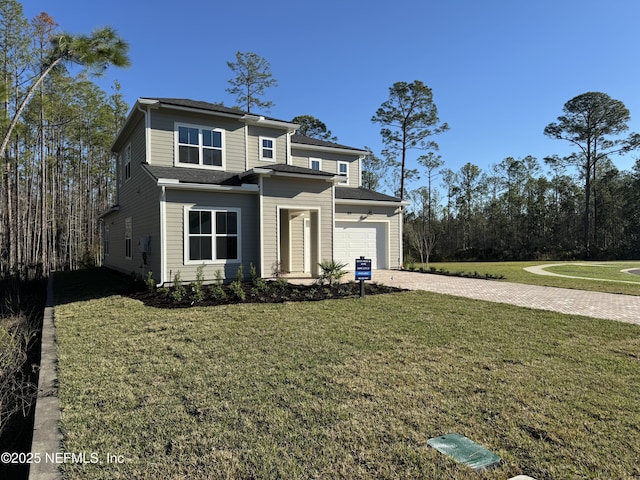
54, 270, 640, 479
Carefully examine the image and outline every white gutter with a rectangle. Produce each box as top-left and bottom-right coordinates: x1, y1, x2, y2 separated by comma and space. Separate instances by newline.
155, 180, 259, 193
240, 114, 298, 131
335, 198, 409, 207
291, 142, 367, 156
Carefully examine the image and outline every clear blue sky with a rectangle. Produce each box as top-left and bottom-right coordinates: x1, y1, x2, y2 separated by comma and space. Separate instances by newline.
23, 0, 640, 193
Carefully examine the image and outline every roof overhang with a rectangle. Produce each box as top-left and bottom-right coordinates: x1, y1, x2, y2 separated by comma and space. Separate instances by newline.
240, 114, 299, 132
98, 205, 120, 219
335, 198, 409, 207
156, 178, 259, 193
291, 142, 367, 156
240, 167, 337, 182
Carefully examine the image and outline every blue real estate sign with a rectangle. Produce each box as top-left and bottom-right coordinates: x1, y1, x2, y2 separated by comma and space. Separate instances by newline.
355, 257, 372, 280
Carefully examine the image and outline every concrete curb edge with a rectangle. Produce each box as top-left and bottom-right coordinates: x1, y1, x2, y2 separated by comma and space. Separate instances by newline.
29, 274, 62, 480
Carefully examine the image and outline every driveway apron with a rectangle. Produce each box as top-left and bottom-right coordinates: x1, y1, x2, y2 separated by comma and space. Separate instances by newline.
367, 270, 640, 325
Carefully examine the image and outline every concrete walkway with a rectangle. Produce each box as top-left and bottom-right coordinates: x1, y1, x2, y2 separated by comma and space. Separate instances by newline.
327, 270, 640, 325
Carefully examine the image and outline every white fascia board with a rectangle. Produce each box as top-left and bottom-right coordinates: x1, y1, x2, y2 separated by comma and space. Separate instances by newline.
274, 172, 337, 182
156, 180, 259, 193
335, 198, 409, 207
291, 142, 367, 156
240, 114, 299, 132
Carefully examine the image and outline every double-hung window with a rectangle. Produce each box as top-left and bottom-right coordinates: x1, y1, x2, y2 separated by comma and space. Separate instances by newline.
186, 208, 240, 263
260, 137, 275, 161
125, 217, 132, 260
309, 157, 321, 171
104, 225, 110, 256
338, 161, 349, 184
177, 124, 224, 168
124, 144, 131, 181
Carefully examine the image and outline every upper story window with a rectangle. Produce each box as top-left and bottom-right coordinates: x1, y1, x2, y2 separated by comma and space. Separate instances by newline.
338, 161, 349, 184
176, 124, 224, 169
309, 157, 322, 171
260, 137, 275, 161
124, 144, 132, 181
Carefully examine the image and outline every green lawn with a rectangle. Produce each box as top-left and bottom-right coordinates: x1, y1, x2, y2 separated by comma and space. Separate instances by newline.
53, 270, 640, 479
425, 261, 640, 295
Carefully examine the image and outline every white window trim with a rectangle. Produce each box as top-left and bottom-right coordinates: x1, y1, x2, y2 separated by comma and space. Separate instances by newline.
174, 122, 225, 170
259, 136, 276, 162
309, 157, 322, 171
124, 143, 132, 181
338, 161, 349, 184
183, 206, 242, 265
125, 217, 132, 260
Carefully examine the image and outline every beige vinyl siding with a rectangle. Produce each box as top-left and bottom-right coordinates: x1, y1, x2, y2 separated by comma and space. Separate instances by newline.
290, 147, 361, 187
246, 125, 288, 170
164, 190, 259, 282
149, 110, 246, 171
261, 177, 333, 275
103, 166, 161, 279
118, 117, 145, 190
335, 204, 403, 270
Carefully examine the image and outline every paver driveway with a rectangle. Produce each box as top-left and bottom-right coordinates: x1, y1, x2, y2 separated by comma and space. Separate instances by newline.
364, 270, 640, 325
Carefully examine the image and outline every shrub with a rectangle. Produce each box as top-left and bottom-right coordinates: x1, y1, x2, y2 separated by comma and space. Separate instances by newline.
171, 271, 186, 302
145, 271, 156, 292
317, 259, 348, 286
229, 280, 246, 301
192, 264, 205, 302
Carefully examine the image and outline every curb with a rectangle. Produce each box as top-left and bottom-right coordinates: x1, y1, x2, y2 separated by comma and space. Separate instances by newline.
28, 274, 62, 480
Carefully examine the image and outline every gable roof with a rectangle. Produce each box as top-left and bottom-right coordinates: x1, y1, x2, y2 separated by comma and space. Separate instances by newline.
335, 186, 402, 203
143, 164, 244, 186
148, 98, 246, 116
291, 134, 367, 154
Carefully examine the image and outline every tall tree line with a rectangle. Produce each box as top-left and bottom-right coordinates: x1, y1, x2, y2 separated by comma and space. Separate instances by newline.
403, 155, 640, 263
0, 1, 129, 280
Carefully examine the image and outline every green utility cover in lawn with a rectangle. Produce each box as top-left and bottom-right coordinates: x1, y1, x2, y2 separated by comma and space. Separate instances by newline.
427, 433, 501, 472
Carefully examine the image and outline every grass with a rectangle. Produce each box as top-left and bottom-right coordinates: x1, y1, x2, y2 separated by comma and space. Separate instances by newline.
424, 261, 640, 295
53, 269, 640, 479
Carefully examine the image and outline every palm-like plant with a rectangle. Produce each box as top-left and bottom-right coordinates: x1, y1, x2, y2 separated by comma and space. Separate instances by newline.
317, 259, 348, 286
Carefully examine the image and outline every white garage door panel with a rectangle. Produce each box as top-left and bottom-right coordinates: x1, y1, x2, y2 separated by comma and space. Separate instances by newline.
334, 222, 386, 269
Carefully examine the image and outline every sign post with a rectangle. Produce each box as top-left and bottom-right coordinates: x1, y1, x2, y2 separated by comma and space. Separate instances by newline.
355, 256, 372, 298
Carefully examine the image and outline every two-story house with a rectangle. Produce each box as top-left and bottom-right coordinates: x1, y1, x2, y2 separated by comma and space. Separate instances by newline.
101, 98, 405, 284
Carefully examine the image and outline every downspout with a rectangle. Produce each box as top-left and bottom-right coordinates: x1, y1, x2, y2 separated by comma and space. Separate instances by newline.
398, 205, 404, 269
157, 185, 167, 286
259, 176, 264, 277
244, 123, 249, 171
136, 103, 152, 164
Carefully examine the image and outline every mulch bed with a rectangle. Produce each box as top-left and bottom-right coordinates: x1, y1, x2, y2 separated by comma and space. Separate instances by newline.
126, 281, 406, 309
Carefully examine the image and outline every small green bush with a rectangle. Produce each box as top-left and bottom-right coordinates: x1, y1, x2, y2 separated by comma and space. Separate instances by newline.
145, 271, 156, 292
171, 271, 186, 302
192, 264, 205, 302
229, 280, 246, 301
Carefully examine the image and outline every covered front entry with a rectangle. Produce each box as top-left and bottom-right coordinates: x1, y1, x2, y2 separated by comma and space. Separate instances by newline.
279, 208, 320, 276
334, 221, 388, 270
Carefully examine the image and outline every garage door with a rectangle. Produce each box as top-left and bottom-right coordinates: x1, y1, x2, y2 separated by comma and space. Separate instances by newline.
334, 222, 386, 269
